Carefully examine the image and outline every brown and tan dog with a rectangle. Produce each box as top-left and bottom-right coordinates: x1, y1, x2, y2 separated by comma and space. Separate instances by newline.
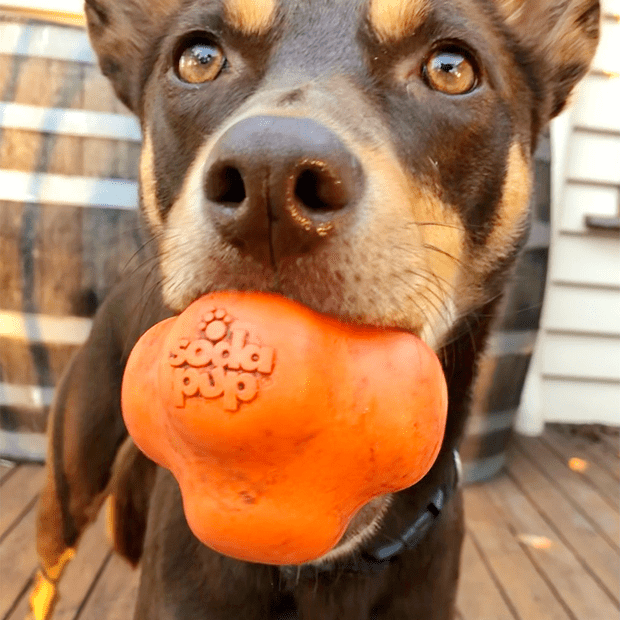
32, 1, 599, 618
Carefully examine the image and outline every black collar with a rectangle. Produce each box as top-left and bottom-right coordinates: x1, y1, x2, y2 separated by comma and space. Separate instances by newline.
282, 450, 461, 577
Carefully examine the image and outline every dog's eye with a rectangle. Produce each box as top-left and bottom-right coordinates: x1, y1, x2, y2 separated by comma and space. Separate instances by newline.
423, 48, 477, 95
176, 41, 225, 84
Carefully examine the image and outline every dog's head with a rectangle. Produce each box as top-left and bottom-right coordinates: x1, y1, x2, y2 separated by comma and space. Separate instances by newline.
85, 0, 598, 561
85, 0, 598, 351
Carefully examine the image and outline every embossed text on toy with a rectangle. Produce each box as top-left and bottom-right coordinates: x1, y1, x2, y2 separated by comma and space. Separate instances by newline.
169, 308, 275, 411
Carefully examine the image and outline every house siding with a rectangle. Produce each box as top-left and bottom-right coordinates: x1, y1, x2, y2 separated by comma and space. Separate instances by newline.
518, 3, 620, 431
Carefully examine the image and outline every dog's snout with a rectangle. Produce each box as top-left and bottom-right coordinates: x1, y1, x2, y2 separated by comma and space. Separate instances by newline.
204, 115, 362, 263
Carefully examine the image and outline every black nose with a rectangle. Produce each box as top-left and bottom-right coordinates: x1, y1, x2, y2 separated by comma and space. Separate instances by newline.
204, 115, 363, 263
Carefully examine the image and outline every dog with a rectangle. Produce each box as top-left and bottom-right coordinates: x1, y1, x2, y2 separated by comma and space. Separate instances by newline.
31, 1, 599, 618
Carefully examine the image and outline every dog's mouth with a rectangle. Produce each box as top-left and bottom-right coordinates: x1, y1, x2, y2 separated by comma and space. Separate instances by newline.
180, 288, 425, 338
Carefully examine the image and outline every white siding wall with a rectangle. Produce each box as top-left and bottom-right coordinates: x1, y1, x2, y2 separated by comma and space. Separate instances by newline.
517, 4, 620, 433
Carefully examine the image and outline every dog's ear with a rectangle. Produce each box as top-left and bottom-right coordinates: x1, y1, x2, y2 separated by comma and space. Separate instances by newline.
496, 0, 600, 118
84, 0, 182, 113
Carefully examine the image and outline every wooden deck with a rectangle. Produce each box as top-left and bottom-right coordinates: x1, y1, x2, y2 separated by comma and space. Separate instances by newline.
1, 425, 618, 620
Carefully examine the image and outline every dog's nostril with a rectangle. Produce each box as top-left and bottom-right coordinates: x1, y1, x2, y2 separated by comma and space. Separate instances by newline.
206, 165, 246, 205
294, 167, 347, 212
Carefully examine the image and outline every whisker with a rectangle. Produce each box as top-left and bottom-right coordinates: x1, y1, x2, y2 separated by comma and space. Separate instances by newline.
403, 270, 450, 316
422, 243, 465, 267
120, 233, 163, 276
122, 264, 166, 359
413, 221, 467, 232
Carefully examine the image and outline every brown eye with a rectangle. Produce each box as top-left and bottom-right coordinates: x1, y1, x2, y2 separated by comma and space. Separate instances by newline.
424, 49, 477, 95
177, 41, 225, 84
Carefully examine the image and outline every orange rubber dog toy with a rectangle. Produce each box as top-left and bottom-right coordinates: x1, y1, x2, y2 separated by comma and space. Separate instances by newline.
121, 292, 447, 565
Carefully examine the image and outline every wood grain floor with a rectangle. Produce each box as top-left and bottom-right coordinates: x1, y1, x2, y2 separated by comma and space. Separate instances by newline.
1, 425, 618, 620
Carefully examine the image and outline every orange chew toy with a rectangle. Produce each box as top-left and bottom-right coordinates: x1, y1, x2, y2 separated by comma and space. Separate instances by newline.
121, 292, 447, 565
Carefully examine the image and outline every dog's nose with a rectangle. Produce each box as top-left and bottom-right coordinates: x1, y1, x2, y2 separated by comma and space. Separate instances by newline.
204, 115, 362, 263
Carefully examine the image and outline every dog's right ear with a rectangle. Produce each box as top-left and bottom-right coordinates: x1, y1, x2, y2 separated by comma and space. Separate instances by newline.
495, 0, 600, 119
84, 0, 182, 113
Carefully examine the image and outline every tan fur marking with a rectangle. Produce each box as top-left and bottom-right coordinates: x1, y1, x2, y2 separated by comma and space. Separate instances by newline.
493, 0, 526, 25
369, 0, 430, 43
224, 0, 277, 35
485, 142, 531, 259
455, 142, 532, 320
139, 129, 163, 234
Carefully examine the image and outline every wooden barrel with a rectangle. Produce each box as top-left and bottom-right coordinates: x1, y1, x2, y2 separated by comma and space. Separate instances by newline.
0, 13, 142, 461
461, 132, 552, 482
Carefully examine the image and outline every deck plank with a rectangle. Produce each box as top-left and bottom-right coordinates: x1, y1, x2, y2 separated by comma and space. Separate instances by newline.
77, 553, 140, 620
52, 509, 113, 620
456, 533, 517, 620
484, 464, 619, 619
544, 429, 620, 507
0, 505, 38, 619
548, 426, 620, 477
0, 460, 16, 484
508, 447, 620, 603
464, 484, 573, 620
0, 464, 45, 539
4, 586, 32, 620
598, 431, 620, 460
515, 436, 620, 549
4, 504, 121, 620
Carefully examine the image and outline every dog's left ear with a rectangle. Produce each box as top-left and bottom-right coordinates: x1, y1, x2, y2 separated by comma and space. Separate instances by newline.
496, 0, 600, 118
84, 0, 183, 113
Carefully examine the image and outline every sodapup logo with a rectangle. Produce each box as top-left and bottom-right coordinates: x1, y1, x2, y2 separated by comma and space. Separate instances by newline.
168, 308, 275, 411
